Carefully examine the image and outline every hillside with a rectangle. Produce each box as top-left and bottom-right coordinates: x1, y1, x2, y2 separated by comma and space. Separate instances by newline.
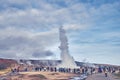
0, 58, 17, 70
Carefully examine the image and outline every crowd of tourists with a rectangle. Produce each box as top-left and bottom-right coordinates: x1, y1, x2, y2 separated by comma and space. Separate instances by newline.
97, 66, 120, 77
10, 64, 120, 77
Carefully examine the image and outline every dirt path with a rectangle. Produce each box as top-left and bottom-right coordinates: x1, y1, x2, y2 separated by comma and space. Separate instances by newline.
86, 73, 120, 80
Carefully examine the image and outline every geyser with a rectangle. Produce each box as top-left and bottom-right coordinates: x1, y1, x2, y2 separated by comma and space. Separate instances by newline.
58, 26, 77, 68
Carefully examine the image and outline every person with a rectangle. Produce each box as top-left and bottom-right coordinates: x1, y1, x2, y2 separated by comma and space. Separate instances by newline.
98, 67, 102, 73
105, 70, 108, 77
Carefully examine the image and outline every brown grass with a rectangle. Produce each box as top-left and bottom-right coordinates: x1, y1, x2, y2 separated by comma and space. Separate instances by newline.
0, 68, 11, 75
29, 74, 47, 79
0, 71, 77, 80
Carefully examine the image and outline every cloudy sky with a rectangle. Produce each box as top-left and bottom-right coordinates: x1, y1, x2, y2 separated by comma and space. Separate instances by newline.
0, 0, 120, 65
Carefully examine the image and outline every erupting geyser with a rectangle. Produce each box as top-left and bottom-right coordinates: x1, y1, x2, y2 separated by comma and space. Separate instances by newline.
58, 26, 77, 68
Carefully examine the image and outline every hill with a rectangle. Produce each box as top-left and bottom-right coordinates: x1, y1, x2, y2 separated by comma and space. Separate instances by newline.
0, 58, 17, 70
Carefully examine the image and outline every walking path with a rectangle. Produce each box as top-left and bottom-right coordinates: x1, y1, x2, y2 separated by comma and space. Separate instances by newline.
86, 73, 120, 80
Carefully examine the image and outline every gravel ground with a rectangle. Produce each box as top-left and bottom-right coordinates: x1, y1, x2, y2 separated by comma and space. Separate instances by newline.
86, 73, 120, 80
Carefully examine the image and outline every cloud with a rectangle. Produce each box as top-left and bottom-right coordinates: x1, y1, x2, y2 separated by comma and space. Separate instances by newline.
63, 23, 90, 30
32, 50, 54, 58
0, 0, 92, 30
0, 27, 58, 59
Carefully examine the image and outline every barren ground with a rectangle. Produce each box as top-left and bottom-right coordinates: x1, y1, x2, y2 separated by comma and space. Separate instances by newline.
0, 71, 78, 80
